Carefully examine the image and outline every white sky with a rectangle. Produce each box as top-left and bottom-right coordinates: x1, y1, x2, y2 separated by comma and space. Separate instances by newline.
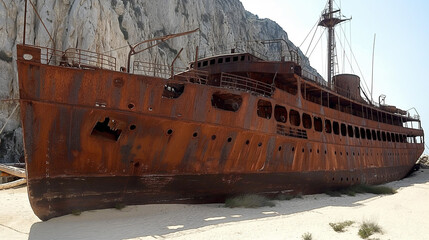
241, 0, 429, 155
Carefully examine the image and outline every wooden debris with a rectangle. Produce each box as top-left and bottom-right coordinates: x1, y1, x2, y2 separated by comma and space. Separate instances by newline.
0, 178, 27, 190
0, 164, 26, 178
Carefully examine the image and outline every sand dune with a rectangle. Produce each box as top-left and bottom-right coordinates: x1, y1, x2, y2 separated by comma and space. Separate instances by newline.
1, 169, 429, 240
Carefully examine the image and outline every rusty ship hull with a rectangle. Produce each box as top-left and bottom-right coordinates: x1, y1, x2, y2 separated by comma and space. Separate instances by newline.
17, 41, 425, 220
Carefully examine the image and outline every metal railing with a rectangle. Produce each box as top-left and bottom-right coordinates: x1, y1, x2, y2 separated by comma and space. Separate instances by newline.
39, 47, 64, 66
197, 42, 301, 64
20, 45, 116, 71
302, 69, 327, 86
220, 72, 275, 97
63, 48, 116, 70
133, 61, 208, 84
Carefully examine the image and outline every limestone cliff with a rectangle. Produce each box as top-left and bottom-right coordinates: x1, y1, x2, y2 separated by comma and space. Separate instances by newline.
0, 0, 319, 162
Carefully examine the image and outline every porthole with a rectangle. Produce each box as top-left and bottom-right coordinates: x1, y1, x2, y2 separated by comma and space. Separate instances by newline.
129, 125, 136, 131
245, 140, 250, 145
23, 53, 33, 61
227, 137, 232, 142
211, 135, 216, 140
193, 132, 198, 138
128, 103, 135, 109
167, 129, 173, 135
258, 142, 262, 147
278, 146, 282, 151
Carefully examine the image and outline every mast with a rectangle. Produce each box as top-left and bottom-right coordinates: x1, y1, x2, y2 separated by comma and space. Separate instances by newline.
318, 0, 350, 88
371, 34, 376, 103
23, 0, 28, 45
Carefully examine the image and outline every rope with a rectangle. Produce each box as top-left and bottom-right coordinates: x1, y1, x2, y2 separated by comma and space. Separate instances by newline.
103, 45, 130, 54
0, 99, 20, 102
0, 103, 19, 135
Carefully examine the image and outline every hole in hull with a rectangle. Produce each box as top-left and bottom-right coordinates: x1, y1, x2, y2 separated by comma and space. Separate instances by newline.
163, 83, 185, 99
91, 117, 122, 141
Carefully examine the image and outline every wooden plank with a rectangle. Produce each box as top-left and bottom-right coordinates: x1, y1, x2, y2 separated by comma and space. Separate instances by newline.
0, 164, 26, 178
0, 172, 11, 177
0, 178, 27, 190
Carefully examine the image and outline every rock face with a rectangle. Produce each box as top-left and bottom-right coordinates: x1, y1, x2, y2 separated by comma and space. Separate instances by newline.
0, 0, 320, 163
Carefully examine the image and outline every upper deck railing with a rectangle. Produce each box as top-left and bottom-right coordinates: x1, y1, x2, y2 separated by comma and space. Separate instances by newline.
133, 61, 208, 84
220, 73, 274, 97
197, 39, 301, 65
17, 44, 116, 71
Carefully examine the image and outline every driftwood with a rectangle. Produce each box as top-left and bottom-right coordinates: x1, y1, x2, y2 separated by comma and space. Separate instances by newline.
0, 178, 27, 190
0, 164, 26, 178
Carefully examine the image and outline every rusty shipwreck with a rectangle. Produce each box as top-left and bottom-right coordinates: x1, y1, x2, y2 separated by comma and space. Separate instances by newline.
17, 0, 424, 220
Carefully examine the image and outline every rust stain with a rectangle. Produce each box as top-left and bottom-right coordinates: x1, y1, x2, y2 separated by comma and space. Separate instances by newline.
16, 41, 424, 221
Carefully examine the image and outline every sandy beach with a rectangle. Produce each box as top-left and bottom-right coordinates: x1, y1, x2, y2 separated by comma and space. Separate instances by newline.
1, 169, 429, 240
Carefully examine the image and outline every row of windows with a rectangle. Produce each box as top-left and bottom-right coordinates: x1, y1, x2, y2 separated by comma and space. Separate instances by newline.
256, 100, 416, 143
210, 94, 422, 144
194, 54, 249, 68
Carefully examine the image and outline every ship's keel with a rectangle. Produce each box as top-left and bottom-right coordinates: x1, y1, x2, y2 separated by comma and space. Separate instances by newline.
28, 166, 410, 221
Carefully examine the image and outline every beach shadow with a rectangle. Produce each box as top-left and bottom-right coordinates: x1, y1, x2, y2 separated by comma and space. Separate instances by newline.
28, 169, 429, 240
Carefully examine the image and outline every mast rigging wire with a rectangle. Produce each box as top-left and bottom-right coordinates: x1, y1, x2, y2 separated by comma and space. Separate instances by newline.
308, 29, 326, 58
28, 0, 55, 47
335, 28, 372, 97
304, 23, 321, 56
299, 18, 320, 49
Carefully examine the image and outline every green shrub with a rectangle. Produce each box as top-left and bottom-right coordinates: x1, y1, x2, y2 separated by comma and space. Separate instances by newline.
326, 190, 342, 197
302, 232, 312, 240
275, 193, 302, 200
329, 220, 354, 232
275, 193, 295, 200
225, 194, 275, 208
358, 221, 382, 239
71, 210, 81, 216
115, 203, 126, 210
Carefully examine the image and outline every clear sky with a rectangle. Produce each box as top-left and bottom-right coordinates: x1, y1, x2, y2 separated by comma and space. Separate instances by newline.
241, 0, 429, 155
